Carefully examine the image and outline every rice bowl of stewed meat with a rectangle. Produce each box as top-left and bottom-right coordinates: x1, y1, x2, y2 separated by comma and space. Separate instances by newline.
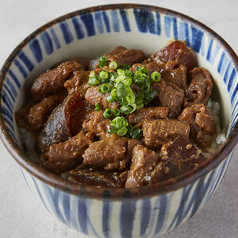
16, 41, 227, 188
0, 4, 237, 238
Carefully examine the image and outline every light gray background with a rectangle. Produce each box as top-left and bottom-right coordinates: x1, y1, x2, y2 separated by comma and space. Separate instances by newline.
0, 1, 238, 238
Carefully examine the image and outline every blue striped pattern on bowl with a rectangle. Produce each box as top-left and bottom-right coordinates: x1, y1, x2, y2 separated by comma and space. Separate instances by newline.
1, 5, 237, 238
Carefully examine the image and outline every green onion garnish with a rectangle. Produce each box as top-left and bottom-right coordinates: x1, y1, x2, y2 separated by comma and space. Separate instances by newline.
89, 76, 100, 86
98, 56, 108, 67
99, 70, 109, 80
151, 71, 161, 82
95, 103, 101, 111
98, 83, 112, 94
103, 108, 113, 119
89, 57, 159, 139
109, 61, 118, 70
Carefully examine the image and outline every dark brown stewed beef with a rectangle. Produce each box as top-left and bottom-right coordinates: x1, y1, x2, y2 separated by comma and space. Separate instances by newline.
184, 67, 213, 107
150, 136, 206, 183
130, 61, 164, 77
55, 58, 90, 70
82, 134, 142, 170
83, 134, 127, 170
152, 79, 184, 118
70, 163, 128, 188
27, 92, 67, 131
96, 46, 147, 68
125, 144, 160, 188
15, 92, 67, 132
41, 131, 94, 174
146, 40, 198, 72
82, 110, 111, 139
127, 106, 169, 125
85, 86, 120, 111
64, 70, 90, 95
142, 119, 190, 150
157, 136, 206, 178
178, 104, 217, 148
161, 63, 188, 90
31, 61, 83, 101
125, 136, 207, 188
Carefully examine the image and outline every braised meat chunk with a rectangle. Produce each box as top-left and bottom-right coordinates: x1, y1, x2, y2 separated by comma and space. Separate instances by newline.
161, 63, 188, 90
146, 40, 198, 72
85, 86, 119, 111
152, 79, 184, 118
41, 131, 94, 174
184, 67, 213, 107
125, 144, 160, 188
142, 119, 190, 149
126, 136, 207, 188
83, 134, 128, 170
31, 61, 83, 101
127, 106, 169, 125
158, 136, 206, 177
64, 70, 90, 95
151, 136, 206, 183
96, 46, 146, 68
178, 104, 217, 148
82, 110, 111, 139
70, 163, 128, 188
82, 134, 142, 170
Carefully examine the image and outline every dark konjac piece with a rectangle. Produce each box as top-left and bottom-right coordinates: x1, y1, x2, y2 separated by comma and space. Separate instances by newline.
16, 42, 218, 188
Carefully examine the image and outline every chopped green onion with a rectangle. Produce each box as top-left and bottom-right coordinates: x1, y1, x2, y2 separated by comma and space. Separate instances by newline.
121, 64, 130, 70
144, 89, 157, 105
117, 69, 125, 75
124, 78, 132, 87
111, 88, 117, 97
99, 70, 109, 80
135, 95, 144, 109
117, 127, 128, 136
109, 61, 118, 70
113, 108, 121, 117
98, 56, 108, 67
89, 76, 100, 86
95, 103, 101, 111
89, 71, 95, 77
103, 108, 113, 119
117, 82, 126, 98
151, 71, 161, 82
129, 127, 142, 139
125, 87, 135, 104
125, 69, 133, 77
141, 78, 151, 93
120, 105, 134, 115
98, 83, 112, 94
107, 94, 117, 103
89, 59, 159, 138
139, 65, 149, 75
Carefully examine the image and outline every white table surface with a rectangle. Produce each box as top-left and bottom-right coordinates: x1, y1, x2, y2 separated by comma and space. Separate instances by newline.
0, 1, 238, 238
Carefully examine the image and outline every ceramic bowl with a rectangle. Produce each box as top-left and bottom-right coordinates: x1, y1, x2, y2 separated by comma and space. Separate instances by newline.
0, 4, 237, 238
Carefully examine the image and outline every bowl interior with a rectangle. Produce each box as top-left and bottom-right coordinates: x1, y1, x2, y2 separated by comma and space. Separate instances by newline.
1, 4, 238, 196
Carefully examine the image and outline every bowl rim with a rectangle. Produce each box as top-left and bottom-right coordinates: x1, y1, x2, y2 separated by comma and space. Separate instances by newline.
0, 3, 238, 200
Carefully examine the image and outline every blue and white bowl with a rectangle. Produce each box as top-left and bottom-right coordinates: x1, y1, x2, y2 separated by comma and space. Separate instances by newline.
0, 4, 237, 238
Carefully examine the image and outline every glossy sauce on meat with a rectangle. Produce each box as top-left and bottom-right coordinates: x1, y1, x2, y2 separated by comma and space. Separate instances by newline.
16, 42, 218, 188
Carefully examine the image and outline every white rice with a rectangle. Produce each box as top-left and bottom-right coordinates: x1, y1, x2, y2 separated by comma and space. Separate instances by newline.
201, 99, 227, 158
